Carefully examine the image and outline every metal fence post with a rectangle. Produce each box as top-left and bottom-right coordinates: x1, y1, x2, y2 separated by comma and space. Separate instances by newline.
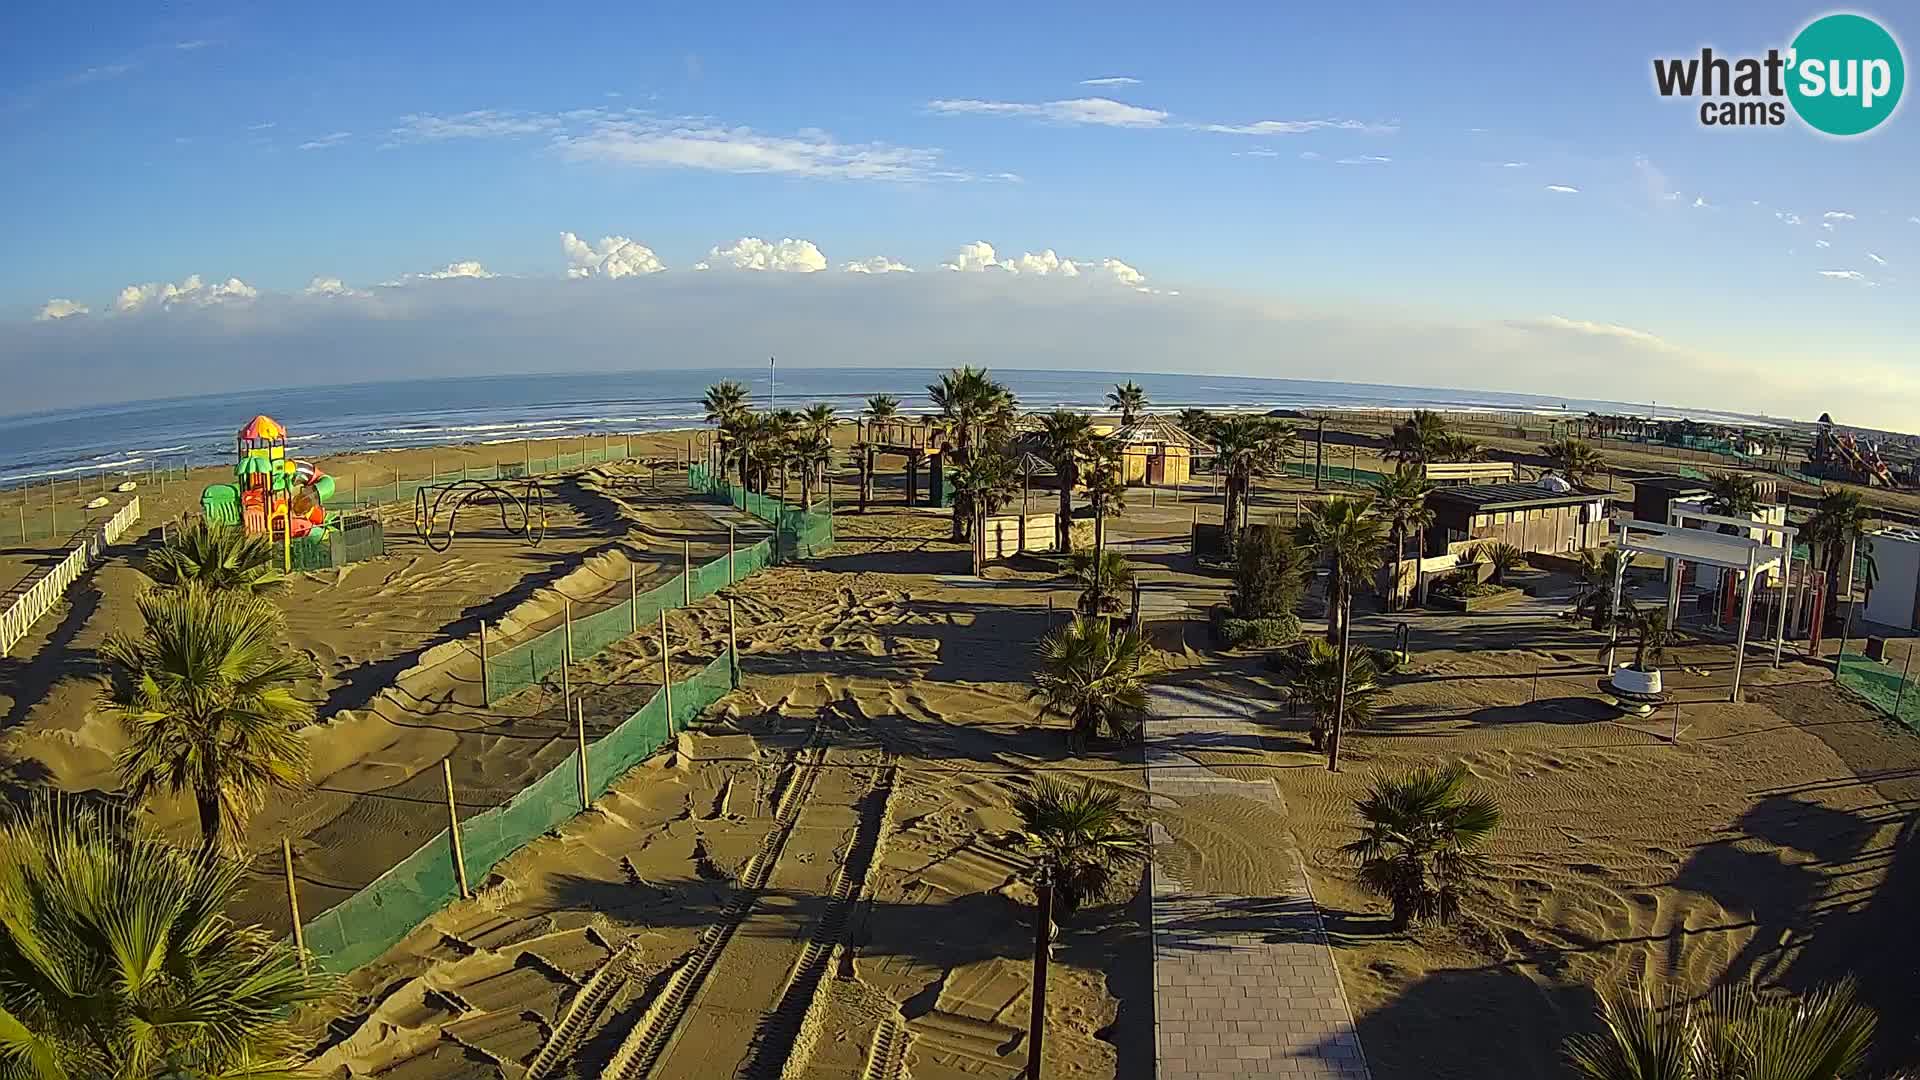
1896, 647, 1916, 718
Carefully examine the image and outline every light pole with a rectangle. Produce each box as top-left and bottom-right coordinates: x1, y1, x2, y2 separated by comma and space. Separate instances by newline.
1026, 863, 1054, 1079
1329, 589, 1351, 772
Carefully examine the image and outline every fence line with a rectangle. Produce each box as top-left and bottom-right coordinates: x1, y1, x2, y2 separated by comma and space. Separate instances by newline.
1, 497, 142, 656
1836, 651, 1920, 734
294, 468, 830, 973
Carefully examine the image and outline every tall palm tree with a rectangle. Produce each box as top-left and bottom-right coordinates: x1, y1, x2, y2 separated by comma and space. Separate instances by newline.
1294, 638, 1381, 750
1012, 778, 1146, 918
143, 520, 287, 596
1034, 410, 1095, 553
1341, 762, 1501, 929
787, 428, 834, 511
1067, 549, 1134, 615
1432, 433, 1485, 463
1211, 415, 1296, 551
1541, 437, 1605, 488
1388, 410, 1451, 466
1177, 408, 1217, 441
928, 367, 1017, 539
1371, 466, 1434, 611
1805, 489, 1871, 620
1563, 981, 1883, 1080
0, 798, 332, 1079
1295, 496, 1387, 642
949, 449, 1020, 570
861, 395, 901, 499
1108, 381, 1148, 426
864, 394, 901, 426
99, 588, 314, 854
1080, 440, 1129, 595
1032, 615, 1150, 749
704, 380, 754, 486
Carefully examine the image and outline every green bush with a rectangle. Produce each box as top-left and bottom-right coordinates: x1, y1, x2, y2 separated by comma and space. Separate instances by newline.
1218, 614, 1301, 649
1370, 647, 1404, 674
1231, 525, 1307, 618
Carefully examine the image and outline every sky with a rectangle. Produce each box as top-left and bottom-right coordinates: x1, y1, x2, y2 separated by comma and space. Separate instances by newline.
2, 1, 1917, 426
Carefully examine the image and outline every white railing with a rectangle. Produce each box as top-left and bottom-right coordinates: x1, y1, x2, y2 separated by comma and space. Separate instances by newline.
0, 497, 141, 656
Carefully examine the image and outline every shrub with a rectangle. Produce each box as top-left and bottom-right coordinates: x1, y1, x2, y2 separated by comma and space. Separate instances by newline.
1370, 647, 1404, 675
1217, 615, 1302, 649
1264, 639, 1313, 675
1231, 524, 1306, 618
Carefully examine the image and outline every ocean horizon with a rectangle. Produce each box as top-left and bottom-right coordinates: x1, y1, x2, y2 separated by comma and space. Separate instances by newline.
0, 366, 1785, 486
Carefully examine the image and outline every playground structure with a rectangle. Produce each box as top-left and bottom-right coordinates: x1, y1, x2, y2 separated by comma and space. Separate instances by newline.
1809, 412, 1895, 487
200, 415, 337, 550
412, 478, 550, 553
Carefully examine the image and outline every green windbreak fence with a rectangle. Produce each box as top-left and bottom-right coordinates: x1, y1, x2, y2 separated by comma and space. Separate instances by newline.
1281, 459, 1389, 488
1836, 652, 1920, 734
329, 436, 638, 513
688, 463, 836, 561
300, 654, 737, 974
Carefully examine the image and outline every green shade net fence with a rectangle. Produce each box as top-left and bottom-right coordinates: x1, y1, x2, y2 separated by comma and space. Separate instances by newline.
300, 654, 736, 974
1280, 459, 1388, 489
1835, 652, 1920, 734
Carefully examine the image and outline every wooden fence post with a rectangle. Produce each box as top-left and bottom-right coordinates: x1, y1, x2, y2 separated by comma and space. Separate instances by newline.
660, 610, 673, 730
282, 839, 307, 977
562, 598, 573, 715
444, 759, 470, 899
683, 540, 691, 605
629, 564, 639, 634
728, 525, 736, 583
576, 699, 590, 810
728, 596, 740, 688
478, 621, 489, 706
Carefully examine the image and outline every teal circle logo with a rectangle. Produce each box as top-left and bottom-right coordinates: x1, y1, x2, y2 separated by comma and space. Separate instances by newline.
1788, 13, 1904, 135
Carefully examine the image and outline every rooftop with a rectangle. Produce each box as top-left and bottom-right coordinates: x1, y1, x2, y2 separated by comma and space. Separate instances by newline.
1428, 482, 1610, 511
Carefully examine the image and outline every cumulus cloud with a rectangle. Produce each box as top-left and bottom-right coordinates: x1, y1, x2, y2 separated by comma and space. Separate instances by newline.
1910, 216, 1920, 225
928, 97, 1169, 128
1545, 184, 1579, 194
939, 242, 1148, 286
561, 232, 666, 278
36, 299, 88, 321
380, 261, 497, 287
116, 274, 259, 312
1095, 258, 1146, 287
842, 256, 913, 274
1824, 210, 1855, 221
304, 276, 369, 298
1080, 76, 1141, 86
296, 131, 352, 151
704, 237, 827, 272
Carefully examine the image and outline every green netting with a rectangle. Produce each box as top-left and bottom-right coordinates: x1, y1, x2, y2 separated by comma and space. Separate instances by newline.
1836, 652, 1920, 733
301, 654, 738, 974
1281, 460, 1388, 488
689, 465, 836, 562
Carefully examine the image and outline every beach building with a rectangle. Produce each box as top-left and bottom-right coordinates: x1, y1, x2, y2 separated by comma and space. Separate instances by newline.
1095, 415, 1210, 486
1863, 526, 1920, 631
1423, 480, 1612, 557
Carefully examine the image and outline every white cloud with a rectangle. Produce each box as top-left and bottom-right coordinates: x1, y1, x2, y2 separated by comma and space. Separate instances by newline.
1910, 216, 1920, 225
1818, 270, 1867, 281
303, 276, 369, 298
381, 261, 497, 286
842, 256, 913, 274
1632, 156, 1680, 204
1338, 155, 1393, 165
928, 97, 1169, 127
705, 237, 827, 272
942, 241, 1007, 273
115, 274, 259, 312
1080, 76, 1140, 86
939, 241, 1147, 285
1776, 211, 1803, 225
1232, 149, 1280, 158
392, 110, 563, 140
36, 299, 88, 320
1821, 222, 1835, 231
1199, 118, 1396, 135
1545, 184, 1579, 194
296, 131, 351, 151
561, 232, 666, 278
248, 121, 277, 131
175, 39, 213, 50
1095, 258, 1145, 287
1824, 210, 1855, 221
1867, 252, 1888, 265
1816, 239, 1832, 248
1692, 195, 1711, 209
1299, 151, 1322, 160
1501, 161, 1528, 168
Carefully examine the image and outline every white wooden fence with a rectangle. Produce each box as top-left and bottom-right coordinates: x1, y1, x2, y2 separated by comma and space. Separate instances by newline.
0, 497, 141, 656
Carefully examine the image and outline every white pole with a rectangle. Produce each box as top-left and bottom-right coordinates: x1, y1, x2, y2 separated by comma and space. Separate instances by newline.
1772, 549, 1790, 668
1731, 546, 1757, 702
1603, 522, 1629, 672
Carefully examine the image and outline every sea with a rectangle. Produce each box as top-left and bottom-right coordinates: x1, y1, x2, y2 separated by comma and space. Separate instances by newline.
0, 367, 1776, 488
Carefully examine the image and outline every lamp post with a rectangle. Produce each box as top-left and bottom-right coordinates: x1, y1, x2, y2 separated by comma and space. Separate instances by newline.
1025, 863, 1054, 1079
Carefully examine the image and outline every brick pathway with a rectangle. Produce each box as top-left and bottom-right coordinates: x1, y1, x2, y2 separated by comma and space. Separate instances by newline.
1147, 684, 1370, 1079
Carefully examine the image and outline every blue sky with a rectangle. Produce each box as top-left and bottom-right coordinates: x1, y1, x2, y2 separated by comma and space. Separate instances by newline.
2, 1, 1917, 425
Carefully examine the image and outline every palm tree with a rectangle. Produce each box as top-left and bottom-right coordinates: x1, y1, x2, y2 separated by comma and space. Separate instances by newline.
1483, 542, 1527, 586
1372, 466, 1434, 610
1622, 604, 1669, 672
99, 587, 314, 854
1541, 437, 1605, 488
928, 367, 1017, 539
1080, 440, 1129, 586
704, 380, 754, 486
787, 428, 834, 511
1574, 547, 1627, 631
1032, 615, 1150, 749
1388, 410, 1451, 466
1433, 433, 1485, 463
1564, 981, 1882, 1080
1295, 496, 1387, 642
1805, 489, 1871, 621
1294, 638, 1380, 749
1707, 472, 1761, 517
0, 798, 332, 1078
1108, 381, 1148, 426
1034, 410, 1095, 553
1211, 415, 1296, 551
1177, 408, 1217, 441
1341, 762, 1501, 929
1012, 778, 1146, 918
143, 520, 287, 596
864, 394, 901, 426
949, 449, 1020, 570
1067, 549, 1134, 615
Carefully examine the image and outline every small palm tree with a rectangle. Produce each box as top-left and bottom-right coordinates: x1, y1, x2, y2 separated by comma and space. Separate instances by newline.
1433, 433, 1484, 463
144, 519, 288, 596
1805, 489, 1871, 619
1541, 437, 1604, 487
1341, 762, 1501, 929
1372, 466, 1434, 610
1707, 471, 1761, 517
1108, 381, 1148, 426
100, 587, 315, 854
1294, 496, 1387, 642
1293, 638, 1380, 749
1080, 440, 1130, 581
1388, 410, 1451, 466
1574, 548, 1627, 631
0, 797, 332, 1078
1067, 549, 1134, 615
1484, 542, 1527, 586
1564, 981, 1881, 1080
1622, 604, 1669, 672
1032, 615, 1150, 749
1034, 410, 1096, 553
1013, 778, 1146, 918
864, 394, 901, 425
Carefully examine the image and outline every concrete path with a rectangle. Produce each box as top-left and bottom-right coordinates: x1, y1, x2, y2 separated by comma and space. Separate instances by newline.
1146, 684, 1371, 1079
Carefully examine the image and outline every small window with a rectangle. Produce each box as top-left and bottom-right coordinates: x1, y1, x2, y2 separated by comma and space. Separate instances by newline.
1474, 514, 1490, 528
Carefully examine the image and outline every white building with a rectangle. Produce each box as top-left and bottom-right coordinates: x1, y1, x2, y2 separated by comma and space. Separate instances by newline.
1864, 526, 1920, 631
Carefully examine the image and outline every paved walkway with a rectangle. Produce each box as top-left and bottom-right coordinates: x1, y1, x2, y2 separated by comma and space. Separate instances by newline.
1146, 684, 1370, 1079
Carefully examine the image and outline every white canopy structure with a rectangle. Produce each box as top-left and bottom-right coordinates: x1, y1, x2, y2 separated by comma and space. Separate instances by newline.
1606, 510, 1798, 702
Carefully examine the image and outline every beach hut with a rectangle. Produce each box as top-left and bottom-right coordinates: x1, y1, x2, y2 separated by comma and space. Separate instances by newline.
1097, 415, 1212, 486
